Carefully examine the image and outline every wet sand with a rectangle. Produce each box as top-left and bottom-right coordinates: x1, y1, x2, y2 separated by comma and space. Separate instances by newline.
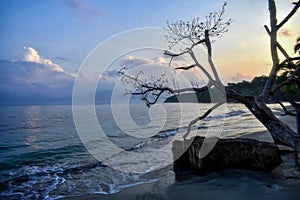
61, 115, 300, 200
62, 164, 300, 200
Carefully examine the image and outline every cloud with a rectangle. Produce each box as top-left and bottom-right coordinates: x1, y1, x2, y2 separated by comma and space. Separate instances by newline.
55, 56, 68, 61
230, 72, 252, 82
0, 45, 133, 105
0, 47, 120, 105
105, 70, 119, 77
65, 0, 100, 19
98, 70, 120, 88
278, 29, 291, 37
0, 51, 198, 105
120, 55, 154, 68
119, 55, 188, 69
0, 60, 74, 105
0, 48, 77, 105
24, 47, 64, 72
152, 56, 169, 65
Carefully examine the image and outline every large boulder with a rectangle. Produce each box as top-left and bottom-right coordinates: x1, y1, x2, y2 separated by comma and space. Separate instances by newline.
173, 136, 282, 176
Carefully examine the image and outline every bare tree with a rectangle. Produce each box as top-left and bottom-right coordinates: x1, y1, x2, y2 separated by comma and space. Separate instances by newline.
119, 1, 300, 152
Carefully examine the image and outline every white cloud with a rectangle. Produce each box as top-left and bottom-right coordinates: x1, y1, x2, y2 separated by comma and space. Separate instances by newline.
120, 55, 154, 68
0, 48, 79, 105
230, 72, 252, 82
120, 55, 189, 69
0, 59, 74, 105
152, 56, 168, 65
23, 47, 64, 72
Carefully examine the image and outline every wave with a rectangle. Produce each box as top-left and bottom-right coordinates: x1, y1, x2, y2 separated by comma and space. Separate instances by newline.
0, 144, 87, 173
0, 160, 158, 200
0, 140, 162, 199
0, 144, 29, 152
126, 110, 248, 152
203, 109, 246, 121
154, 128, 179, 138
0, 161, 105, 186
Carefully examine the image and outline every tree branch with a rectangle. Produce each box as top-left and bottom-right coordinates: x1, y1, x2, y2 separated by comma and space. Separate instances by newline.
164, 50, 190, 66
118, 67, 143, 85
135, 84, 210, 107
280, 56, 300, 66
175, 64, 196, 70
120, 68, 211, 107
277, 100, 296, 117
164, 50, 190, 57
164, 39, 225, 95
132, 85, 210, 95
277, 0, 300, 29
261, 0, 280, 100
225, 87, 249, 103
189, 50, 215, 83
183, 101, 226, 139
164, 2, 232, 49
204, 30, 212, 57
204, 30, 222, 84
264, 25, 290, 60
271, 66, 300, 94
165, 48, 216, 82
193, 39, 207, 47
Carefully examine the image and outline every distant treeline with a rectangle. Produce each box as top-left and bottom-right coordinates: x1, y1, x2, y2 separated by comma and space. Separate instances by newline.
165, 76, 300, 103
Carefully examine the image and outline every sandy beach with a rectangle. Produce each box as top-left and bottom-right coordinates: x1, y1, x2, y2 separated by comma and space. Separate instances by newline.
62, 162, 300, 200
61, 115, 300, 200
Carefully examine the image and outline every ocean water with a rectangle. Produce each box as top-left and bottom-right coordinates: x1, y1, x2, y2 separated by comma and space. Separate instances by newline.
0, 103, 268, 199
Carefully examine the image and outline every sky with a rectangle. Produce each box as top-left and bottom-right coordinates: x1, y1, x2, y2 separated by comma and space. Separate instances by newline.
0, 0, 299, 105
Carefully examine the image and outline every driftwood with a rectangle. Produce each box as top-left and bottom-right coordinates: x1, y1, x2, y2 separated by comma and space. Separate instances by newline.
173, 136, 282, 176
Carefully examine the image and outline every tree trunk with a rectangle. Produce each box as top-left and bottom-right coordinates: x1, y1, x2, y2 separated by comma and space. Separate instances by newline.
227, 0, 300, 153
296, 105, 300, 136
261, 0, 279, 99
226, 89, 300, 152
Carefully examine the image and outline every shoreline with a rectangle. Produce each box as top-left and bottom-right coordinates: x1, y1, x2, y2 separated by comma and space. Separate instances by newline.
60, 121, 300, 200
61, 156, 300, 200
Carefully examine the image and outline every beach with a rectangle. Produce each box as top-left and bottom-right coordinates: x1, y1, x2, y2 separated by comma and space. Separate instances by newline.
61, 114, 300, 200
62, 154, 300, 200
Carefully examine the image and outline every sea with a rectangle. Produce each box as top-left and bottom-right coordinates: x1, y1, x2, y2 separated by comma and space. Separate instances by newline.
0, 103, 283, 199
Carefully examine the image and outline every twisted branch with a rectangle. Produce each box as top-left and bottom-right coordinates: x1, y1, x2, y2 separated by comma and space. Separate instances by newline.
119, 68, 211, 107
183, 101, 226, 139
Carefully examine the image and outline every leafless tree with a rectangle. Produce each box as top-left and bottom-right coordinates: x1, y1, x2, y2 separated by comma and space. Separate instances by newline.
119, 1, 300, 152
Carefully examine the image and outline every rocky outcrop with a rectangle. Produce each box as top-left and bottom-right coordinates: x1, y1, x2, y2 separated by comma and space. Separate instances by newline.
173, 136, 282, 176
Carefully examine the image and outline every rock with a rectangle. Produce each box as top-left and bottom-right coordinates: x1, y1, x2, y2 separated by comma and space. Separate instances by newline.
296, 152, 300, 170
277, 144, 295, 154
173, 136, 282, 176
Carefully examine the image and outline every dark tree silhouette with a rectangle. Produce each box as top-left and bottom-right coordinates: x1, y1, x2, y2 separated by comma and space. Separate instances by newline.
275, 36, 300, 135
119, 1, 300, 152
